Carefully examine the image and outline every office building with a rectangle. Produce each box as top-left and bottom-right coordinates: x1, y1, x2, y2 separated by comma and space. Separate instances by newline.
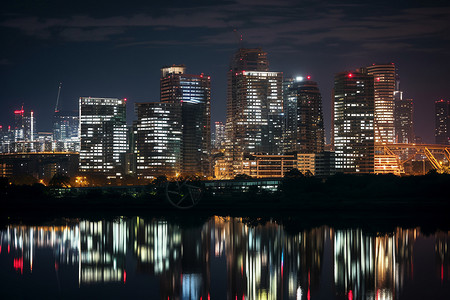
213, 121, 226, 149
365, 63, 396, 144
0, 125, 14, 153
225, 48, 283, 177
283, 77, 324, 153
0, 152, 79, 180
13, 106, 36, 143
333, 71, 375, 174
315, 151, 336, 177
53, 110, 80, 152
135, 102, 182, 179
394, 98, 414, 144
160, 65, 211, 176
435, 99, 450, 145
79, 97, 127, 178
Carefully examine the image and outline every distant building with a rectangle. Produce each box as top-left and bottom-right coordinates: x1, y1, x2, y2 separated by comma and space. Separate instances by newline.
394, 98, 414, 144
13, 106, 36, 143
214, 122, 226, 149
333, 71, 375, 174
283, 77, 324, 153
242, 154, 297, 178
296, 153, 316, 175
225, 48, 283, 178
374, 155, 403, 176
79, 97, 127, 178
225, 153, 325, 179
0, 125, 14, 153
160, 65, 211, 176
365, 63, 396, 144
135, 102, 182, 179
435, 99, 450, 145
315, 151, 336, 177
53, 110, 79, 152
0, 152, 79, 180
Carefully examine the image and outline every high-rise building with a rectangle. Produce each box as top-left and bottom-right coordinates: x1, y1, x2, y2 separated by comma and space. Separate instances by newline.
333, 71, 375, 174
365, 63, 396, 144
53, 110, 79, 152
394, 98, 414, 144
135, 102, 182, 179
435, 99, 450, 145
283, 77, 296, 152
283, 77, 324, 153
214, 121, 225, 149
160, 65, 211, 176
79, 97, 127, 178
225, 48, 283, 177
13, 106, 36, 143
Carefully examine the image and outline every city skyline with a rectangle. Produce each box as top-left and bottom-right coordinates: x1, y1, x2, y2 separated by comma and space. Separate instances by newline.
1, 1, 449, 144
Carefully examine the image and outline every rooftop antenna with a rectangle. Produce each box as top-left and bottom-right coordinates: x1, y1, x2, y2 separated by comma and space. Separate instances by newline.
54, 82, 62, 113
233, 29, 243, 48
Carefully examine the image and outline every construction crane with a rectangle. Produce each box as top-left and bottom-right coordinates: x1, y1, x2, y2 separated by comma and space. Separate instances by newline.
54, 82, 62, 113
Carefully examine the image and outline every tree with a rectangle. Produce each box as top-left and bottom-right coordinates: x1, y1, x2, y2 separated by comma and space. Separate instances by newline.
234, 174, 252, 180
284, 168, 304, 178
49, 173, 71, 188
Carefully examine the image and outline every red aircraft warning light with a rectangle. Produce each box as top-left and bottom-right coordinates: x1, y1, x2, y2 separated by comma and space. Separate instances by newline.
348, 73, 353, 78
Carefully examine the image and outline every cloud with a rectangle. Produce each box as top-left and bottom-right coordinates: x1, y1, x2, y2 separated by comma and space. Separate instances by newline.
1, 1, 449, 54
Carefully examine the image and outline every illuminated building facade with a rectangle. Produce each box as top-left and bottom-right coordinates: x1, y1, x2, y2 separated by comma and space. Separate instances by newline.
236, 153, 315, 178
53, 110, 80, 152
79, 97, 127, 178
394, 98, 414, 144
13, 106, 36, 143
135, 102, 182, 179
435, 99, 450, 145
333, 71, 375, 174
0, 125, 14, 153
365, 63, 396, 144
213, 121, 225, 149
226, 69, 283, 175
282, 77, 296, 152
374, 154, 403, 175
297, 153, 316, 175
225, 48, 281, 178
283, 77, 324, 153
160, 65, 211, 176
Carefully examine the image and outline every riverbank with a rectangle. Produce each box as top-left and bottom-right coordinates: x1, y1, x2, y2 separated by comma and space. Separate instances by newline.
1, 173, 449, 233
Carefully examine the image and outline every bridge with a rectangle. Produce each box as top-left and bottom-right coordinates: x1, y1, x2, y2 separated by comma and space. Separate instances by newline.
375, 143, 450, 172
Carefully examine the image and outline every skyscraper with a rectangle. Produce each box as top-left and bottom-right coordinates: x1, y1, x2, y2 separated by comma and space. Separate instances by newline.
333, 71, 375, 174
135, 102, 182, 179
79, 97, 127, 178
214, 121, 225, 149
225, 48, 283, 176
160, 65, 211, 176
13, 106, 36, 142
53, 110, 79, 152
283, 77, 324, 153
365, 63, 396, 144
435, 99, 450, 145
394, 98, 414, 144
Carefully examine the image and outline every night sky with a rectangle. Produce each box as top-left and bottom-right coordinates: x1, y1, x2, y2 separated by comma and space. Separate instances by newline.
1, 0, 449, 143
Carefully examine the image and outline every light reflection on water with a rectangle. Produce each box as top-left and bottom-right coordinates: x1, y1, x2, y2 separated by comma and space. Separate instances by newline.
0, 216, 449, 299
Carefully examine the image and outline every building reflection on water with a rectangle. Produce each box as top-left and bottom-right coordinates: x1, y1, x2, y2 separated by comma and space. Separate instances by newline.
333, 228, 416, 300
0, 217, 448, 299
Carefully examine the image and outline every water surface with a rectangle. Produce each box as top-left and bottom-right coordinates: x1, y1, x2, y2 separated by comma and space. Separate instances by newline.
0, 216, 449, 299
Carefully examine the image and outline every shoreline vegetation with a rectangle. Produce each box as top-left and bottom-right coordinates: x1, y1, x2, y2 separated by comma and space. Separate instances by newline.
1, 171, 449, 232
